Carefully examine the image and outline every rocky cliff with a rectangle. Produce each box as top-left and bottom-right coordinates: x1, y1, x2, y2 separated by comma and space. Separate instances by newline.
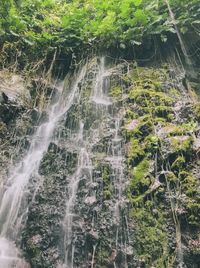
0, 55, 200, 268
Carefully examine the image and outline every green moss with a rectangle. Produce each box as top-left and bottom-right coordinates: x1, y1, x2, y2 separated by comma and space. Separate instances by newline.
170, 136, 194, 155
128, 138, 145, 166
181, 174, 198, 197
158, 122, 197, 138
193, 102, 200, 121
178, 172, 200, 225
124, 64, 200, 266
166, 172, 178, 183
154, 105, 174, 120
129, 201, 170, 266
102, 166, 109, 182
131, 67, 168, 92
168, 87, 181, 97
123, 116, 153, 140
184, 198, 200, 226
133, 158, 150, 182
103, 189, 112, 200
124, 64, 200, 265
144, 135, 159, 153
96, 240, 111, 266
124, 109, 139, 120
127, 81, 174, 126
127, 67, 179, 132
129, 88, 172, 108
109, 85, 123, 99
101, 165, 113, 200
129, 158, 150, 197
171, 156, 186, 171
178, 170, 191, 180
172, 122, 196, 136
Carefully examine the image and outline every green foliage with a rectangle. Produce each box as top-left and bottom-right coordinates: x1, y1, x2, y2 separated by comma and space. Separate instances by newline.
129, 88, 173, 108
0, 0, 199, 71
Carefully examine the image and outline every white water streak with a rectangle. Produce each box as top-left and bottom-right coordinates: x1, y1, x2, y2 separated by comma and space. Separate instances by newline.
91, 244, 97, 268
91, 57, 112, 106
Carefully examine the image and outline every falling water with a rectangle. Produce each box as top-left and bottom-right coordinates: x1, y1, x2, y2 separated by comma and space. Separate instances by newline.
60, 57, 120, 267
0, 56, 129, 268
61, 58, 110, 267
91, 57, 112, 106
63, 146, 93, 268
109, 116, 125, 218
106, 114, 130, 268
91, 244, 97, 268
0, 65, 87, 267
0, 238, 29, 268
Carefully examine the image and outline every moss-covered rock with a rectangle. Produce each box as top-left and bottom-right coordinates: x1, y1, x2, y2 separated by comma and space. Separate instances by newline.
123, 63, 200, 267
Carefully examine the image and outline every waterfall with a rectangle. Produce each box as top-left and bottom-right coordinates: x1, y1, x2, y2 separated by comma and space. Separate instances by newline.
0, 57, 130, 268
106, 115, 125, 219
60, 58, 113, 267
57, 57, 130, 268
91, 57, 112, 106
0, 51, 198, 268
0, 65, 87, 267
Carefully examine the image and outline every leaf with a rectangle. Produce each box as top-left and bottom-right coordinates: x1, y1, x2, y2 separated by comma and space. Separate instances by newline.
133, 0, 142, 7
134, 9, 148, 24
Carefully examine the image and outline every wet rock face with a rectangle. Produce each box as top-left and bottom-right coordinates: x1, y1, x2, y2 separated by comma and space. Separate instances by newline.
20, 58, 132, 268
0, 94, 34, 179
0, 70, 31, 103
0, 92, 23, 124
0, 72, 78, 267
1, 58, 200, 268
0, 72, 61, 180
22, 143, 78, 268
